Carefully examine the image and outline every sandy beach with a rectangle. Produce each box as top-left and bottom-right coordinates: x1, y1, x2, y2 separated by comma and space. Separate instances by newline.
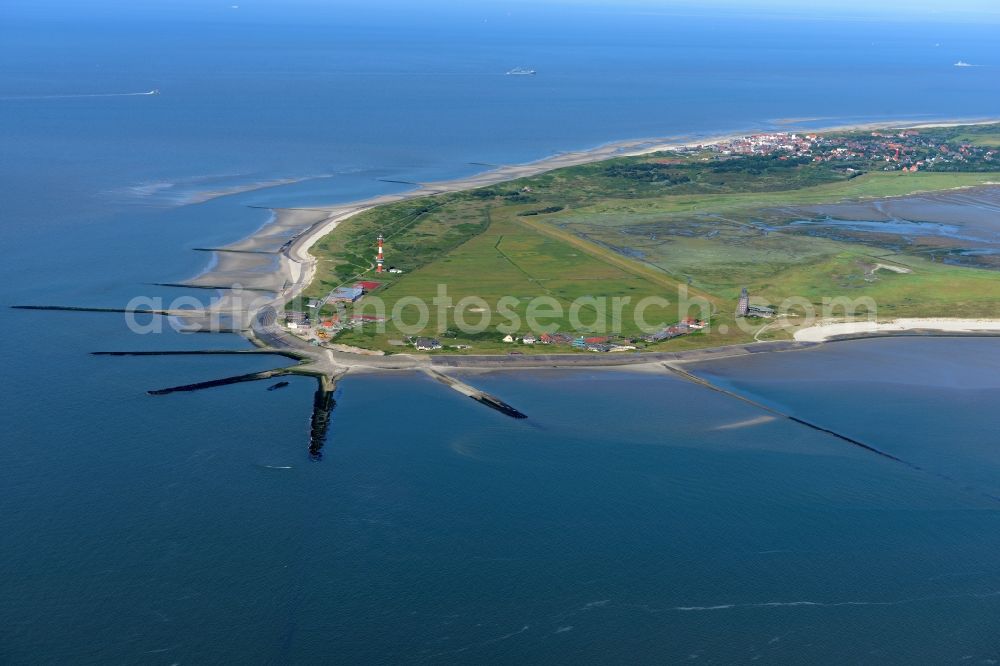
793, 318, 1000, 342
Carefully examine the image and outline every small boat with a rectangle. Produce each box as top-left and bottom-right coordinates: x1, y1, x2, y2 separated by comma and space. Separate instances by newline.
506, 67, 536, 76
267, 381, 290, 391
954, 61, 973, 67
148, 89, 161, 95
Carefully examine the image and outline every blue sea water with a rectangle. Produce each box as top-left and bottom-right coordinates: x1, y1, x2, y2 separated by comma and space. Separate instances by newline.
2, 2, 1000, 663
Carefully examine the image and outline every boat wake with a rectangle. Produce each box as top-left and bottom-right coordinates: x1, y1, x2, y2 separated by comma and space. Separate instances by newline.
713, 415, 776, 430
550, 588, 1000, 620
0, 89, 159, 100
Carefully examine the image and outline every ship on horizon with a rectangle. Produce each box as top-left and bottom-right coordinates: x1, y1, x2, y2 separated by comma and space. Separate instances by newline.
506, 67, 536, 76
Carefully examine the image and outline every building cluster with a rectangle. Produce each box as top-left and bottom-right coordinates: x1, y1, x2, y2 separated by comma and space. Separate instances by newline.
495, 319, 706, 352
404, 337, 471, 351
642, 317, 706, 342
308, 280, 384, 310
305, 280, 382, 311
712, 133, 815, 156
502, 332, 636, 352
706, 129, 995, 172
282, 310, 389, 343
413, 337, 442, 351
283, 280, 387, 342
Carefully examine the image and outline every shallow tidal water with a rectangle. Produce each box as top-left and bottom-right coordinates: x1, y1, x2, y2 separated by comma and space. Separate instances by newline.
785, 188, 1000, 268
4, 337, 1000, 663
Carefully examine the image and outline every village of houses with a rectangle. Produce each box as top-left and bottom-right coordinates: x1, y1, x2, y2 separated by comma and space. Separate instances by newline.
704, 128, 996, 171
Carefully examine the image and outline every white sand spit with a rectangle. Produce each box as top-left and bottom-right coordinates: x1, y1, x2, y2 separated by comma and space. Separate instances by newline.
794, 318, 1000, 342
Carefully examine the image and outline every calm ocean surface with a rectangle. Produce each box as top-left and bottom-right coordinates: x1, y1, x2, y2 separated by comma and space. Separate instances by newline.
2, 2, 1000, 663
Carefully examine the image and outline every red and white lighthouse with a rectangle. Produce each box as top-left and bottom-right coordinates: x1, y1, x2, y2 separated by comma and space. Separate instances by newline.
376, 233, 385, 273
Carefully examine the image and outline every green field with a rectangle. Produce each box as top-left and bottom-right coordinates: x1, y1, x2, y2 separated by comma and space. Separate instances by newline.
933, 123, 1000, 148
546, 172, 1000, 290
330, 210, 735, 353
299, 128, 1000, 354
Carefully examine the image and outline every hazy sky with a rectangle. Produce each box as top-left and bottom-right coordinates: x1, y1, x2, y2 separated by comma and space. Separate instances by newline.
528, 0, 1000, 20
610, 0, 997, 9
4, 0, 1000, 24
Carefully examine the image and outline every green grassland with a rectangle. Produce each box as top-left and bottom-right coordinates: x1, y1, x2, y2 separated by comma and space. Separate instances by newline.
952, 131, 1000, 147
547, 171, 1000, 291
553, 170, 1000, 216
330, 209, 735, 354
300, 131, 1000, 354
925, 123, 1000, 148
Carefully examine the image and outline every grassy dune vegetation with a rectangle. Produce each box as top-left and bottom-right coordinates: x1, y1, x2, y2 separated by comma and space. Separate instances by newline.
938, 123, 1000, 148
302, 126, 1000, 353
549, 171, 1000, 292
